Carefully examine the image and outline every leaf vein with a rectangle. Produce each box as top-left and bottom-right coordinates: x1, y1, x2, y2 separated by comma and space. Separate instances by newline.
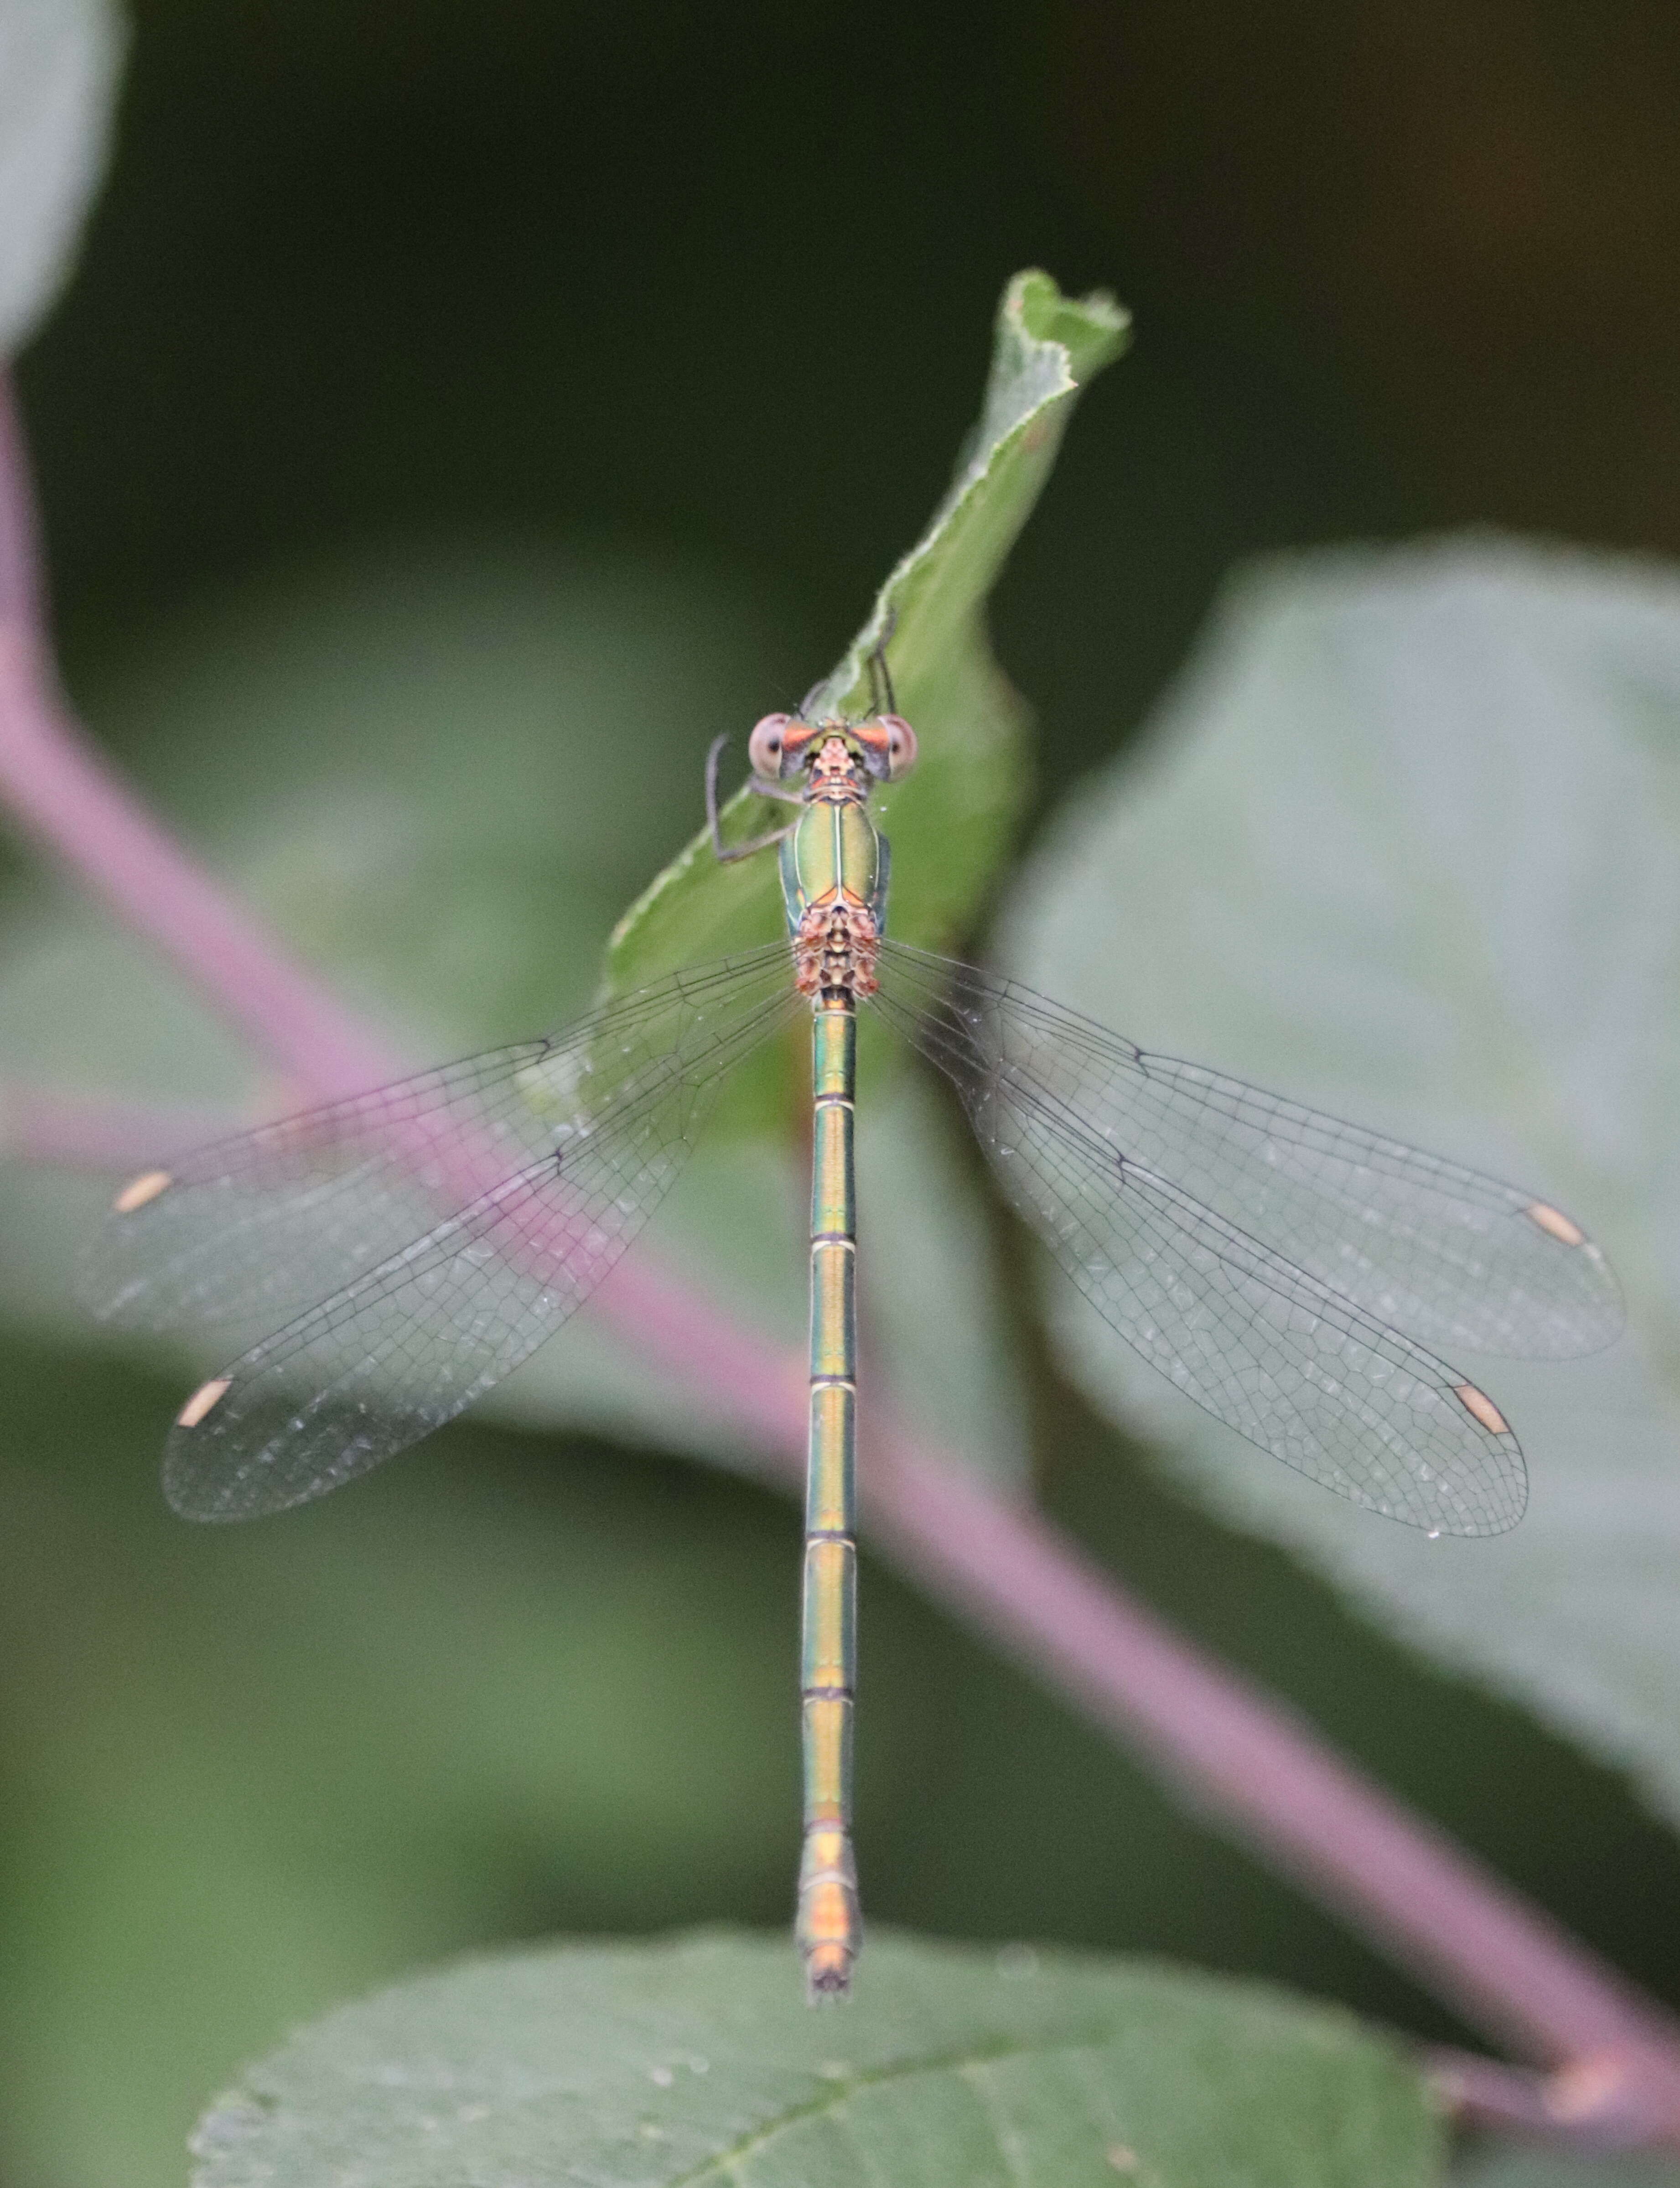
664, 2024, 1121, 2188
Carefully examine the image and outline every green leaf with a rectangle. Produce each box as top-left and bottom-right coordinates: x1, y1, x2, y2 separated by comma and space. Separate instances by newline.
603, 268, 1130, 1001
1001, 537, 1680, 1825
189, 1930, 1441, 2188
0, 0, 125, 355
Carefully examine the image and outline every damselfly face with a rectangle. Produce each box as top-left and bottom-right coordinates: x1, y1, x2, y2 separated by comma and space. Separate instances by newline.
747, 712, 917, 787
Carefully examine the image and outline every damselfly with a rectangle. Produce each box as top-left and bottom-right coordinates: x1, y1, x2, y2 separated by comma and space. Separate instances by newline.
91, 650, 1622, 2000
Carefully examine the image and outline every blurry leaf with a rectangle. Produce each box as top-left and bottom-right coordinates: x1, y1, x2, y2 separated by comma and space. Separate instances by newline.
81, 538, 813, 1047
1453, 2150, 1680, 2188
605, 268, 1130, 1003
0, 0, 124, 356
1002, 538, 1680, 1825
858, 1066, 1030, 1487
189, 1930, 1440, 2188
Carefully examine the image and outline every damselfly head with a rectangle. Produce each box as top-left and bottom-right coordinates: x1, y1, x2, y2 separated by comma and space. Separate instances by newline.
753, 708, 919, 790
752, 713, 837, 783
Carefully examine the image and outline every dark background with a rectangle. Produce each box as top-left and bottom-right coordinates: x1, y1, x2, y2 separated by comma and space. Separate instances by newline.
10, 3, 1680, 2182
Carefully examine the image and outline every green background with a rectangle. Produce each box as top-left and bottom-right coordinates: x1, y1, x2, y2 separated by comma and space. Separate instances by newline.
9, 5, 1680, 2184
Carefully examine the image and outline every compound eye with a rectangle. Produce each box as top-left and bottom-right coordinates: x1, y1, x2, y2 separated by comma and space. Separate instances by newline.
747, 712, 792, 778
881, 714, 918, 779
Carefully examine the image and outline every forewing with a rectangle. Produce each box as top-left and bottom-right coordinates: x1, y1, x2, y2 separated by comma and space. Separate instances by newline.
875, 943, 1620, 1361
95, 948, 799, 1519
873, 947, 1530, 1535
89, 948, 792, 1345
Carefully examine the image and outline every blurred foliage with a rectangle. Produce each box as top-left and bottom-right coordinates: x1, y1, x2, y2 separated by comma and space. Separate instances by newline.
5, 4, 1680, 2188
1456, 2152, 1680, 2188
191, 1933, 1441, 2188
1006, 538, 1680, 1826
0, 0, 122, 355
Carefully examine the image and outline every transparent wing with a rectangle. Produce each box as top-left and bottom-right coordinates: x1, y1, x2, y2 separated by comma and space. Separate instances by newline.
88, 947, 792, 1339
875, 942, 1620, 1359
90, 946, 799, 1520
870, 944, 1618, 1536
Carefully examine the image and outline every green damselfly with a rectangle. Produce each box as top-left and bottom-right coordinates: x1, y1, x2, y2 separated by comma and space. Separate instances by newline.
93, 649, 1622, 1999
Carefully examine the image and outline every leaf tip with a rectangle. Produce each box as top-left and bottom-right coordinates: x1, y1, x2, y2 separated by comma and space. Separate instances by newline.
1002, 268, 1133, 382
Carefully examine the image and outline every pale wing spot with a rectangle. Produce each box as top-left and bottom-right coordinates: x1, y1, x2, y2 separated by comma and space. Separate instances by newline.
177, 1376, 232, 1429
1106, 2149, 1140, 2175
1454, 1381, 1510, 1436
1526, 1199, 1587, 1247
114, 1168, 172, 1213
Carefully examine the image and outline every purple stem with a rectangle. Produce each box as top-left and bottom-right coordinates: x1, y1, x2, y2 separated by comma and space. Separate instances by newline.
3, 374, 1679, 2143
0, 384, 43, 642
0, 1084, 249, 1169
0, 627, 394, 1101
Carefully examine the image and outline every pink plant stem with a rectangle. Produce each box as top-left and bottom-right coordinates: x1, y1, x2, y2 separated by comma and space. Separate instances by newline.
0, 1084, 248, 1169
0, 405, 389, 1102
3, 375, 1679, 2141
0, 630, 393, 1101
0, 384, 43, 644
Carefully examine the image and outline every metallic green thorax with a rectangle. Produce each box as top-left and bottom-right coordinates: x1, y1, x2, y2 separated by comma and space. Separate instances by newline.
778, 798, 889, 935
782, 782, 887, 1999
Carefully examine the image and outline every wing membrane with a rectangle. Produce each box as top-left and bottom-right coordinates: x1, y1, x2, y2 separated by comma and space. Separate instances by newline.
870, 943, 1618, 1535
88, 947, 792, 1341
91, 947, 799, 1519
876, 942, 1620, 1360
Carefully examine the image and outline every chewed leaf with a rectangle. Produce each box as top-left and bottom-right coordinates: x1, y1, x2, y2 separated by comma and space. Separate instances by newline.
603, 270, 1130, 1004
188, 1930, 1440, 2188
